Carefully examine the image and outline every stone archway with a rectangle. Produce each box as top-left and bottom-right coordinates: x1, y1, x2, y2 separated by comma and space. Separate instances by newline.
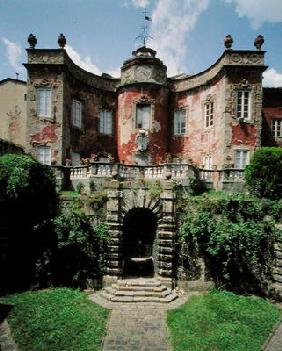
122, 207, 158, 277
104, 181, 175, 287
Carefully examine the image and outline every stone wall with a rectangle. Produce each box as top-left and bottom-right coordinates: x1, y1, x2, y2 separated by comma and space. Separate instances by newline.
0, 79, 27, 149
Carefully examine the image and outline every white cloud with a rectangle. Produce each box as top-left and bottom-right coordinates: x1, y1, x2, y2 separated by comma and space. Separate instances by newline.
2, 37, 23, 72
150, 0, 209, 76
226, 0, 282, 29
132, 0, 150, 7
263, 68, 282, 87
123, 0, 150, 8
66, 45, 102, 75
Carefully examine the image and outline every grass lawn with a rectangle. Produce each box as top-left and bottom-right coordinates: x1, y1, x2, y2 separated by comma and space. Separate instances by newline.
0, 288, 108, 351
168, 290, 281, 351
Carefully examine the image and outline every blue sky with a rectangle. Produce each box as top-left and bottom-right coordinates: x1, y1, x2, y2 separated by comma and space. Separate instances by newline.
1, 0, 282, 86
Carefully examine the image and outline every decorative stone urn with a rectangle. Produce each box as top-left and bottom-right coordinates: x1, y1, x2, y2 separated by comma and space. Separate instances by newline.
58, 33, 66, 48
224, 35, 233, 50
27, 34, 37, 49
254, 35, 264, 50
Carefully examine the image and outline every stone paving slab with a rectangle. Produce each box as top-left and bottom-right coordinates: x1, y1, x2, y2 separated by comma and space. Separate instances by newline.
0, 320, 18, 351
102, 303, 171, 351
264, 322, 282, 351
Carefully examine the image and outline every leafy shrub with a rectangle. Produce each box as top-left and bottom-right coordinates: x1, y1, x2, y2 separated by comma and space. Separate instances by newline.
245, 147, 282, 199
53, 207, 109, 287
178, 195, 282, 293
0, 154, 57, 292
0, 153, 56, 202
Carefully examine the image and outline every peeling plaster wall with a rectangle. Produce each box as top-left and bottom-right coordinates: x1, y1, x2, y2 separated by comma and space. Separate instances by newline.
262, 88, 282, 147
169, 77, 226, 168
62, 73, 117, 163
117, 84, 169, 165
25, 70, 64, 164
0, 80, 27, 148
224, 70, 263, 167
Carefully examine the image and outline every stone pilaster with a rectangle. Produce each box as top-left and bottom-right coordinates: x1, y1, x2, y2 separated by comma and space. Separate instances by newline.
103, 181, 123, 286
158, 181, 175, 282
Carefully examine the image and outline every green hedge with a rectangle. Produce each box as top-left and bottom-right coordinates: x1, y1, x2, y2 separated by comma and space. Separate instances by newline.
177, 195, 282, 293
245, 147, 282, 199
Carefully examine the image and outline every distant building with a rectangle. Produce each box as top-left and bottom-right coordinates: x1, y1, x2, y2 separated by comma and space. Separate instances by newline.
0, 78, 27, 149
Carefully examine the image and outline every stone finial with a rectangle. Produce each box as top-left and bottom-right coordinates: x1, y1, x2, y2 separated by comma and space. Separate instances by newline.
27, 34, 37, 49
254, 35, 264, 50
224, 35, 233, 50
58, 33, 66, 48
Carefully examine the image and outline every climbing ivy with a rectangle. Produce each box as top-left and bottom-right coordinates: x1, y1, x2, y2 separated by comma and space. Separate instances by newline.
177, 194, 282, 293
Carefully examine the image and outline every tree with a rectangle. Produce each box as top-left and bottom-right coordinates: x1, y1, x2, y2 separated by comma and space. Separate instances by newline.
245, 147, 282, 199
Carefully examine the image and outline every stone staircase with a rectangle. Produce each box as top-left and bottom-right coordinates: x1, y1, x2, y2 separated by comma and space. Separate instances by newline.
100, 278, 178, 303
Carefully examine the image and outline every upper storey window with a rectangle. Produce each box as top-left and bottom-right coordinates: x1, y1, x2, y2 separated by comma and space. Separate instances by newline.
174, 109, 186, 136
99, 110, 113, 135
204, 101, 214, 128
237, 90, 251, 120
72, 100, 82, 128
36, 146, 51, 165
234, 150, 249, 169
136, 103, 151, 129
272, 119, 282, 138
37, 87, 51, 118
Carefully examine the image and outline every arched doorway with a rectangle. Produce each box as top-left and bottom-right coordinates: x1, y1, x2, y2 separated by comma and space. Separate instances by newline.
122, 208, 157, 277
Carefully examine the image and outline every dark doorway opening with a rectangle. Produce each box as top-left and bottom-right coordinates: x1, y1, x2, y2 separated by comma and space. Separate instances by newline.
123, 208, 157, 277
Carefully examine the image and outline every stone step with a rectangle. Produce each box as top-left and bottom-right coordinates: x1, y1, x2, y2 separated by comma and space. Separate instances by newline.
273, 274, 282, 283
100, 278, 178, 303
117, 279, 161, 287
114, 289, 172, 298
117, 284, 167, 292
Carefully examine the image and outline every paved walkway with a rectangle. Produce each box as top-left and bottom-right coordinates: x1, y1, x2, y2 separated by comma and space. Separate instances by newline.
0, 320, 18, 351
264, 322, 282, 351
90, 291, 191, 351
102, 303, 170, 351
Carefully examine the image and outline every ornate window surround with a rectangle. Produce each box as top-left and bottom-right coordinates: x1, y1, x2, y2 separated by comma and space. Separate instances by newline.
132, 96, 155, 131
173, 108, 187, 136
203, 95, 215, 129
232, 79, 253, 122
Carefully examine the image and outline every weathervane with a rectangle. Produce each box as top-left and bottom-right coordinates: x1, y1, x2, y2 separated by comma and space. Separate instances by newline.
135, 8, 153, 47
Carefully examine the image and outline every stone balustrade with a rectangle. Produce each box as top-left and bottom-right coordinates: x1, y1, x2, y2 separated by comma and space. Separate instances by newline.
52, 163, 246, 193
60, 163, 196, 180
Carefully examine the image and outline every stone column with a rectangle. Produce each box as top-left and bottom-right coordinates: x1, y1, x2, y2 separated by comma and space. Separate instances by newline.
158, 181, 175, 287
103, 180, 123, 287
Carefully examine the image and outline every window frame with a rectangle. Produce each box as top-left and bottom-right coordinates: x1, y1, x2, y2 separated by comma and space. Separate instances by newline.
173, 108, 186, 136
72, 100, 82, 129
135, 103, 151, 130
36, 145, 51, 165
36, 87, 52, 118
204, 101, 214, 128
236, 90, 251, 121
234, 149, 250, 169
271, 119, 282, 138
203, 155, 213, 170
99, 109, 113, 135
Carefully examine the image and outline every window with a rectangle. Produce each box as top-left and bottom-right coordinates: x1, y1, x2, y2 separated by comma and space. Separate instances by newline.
234, 150, 249, 169
271, 119, 282, 138
237, 90, 251, 120
36, 87, 51, 118
203, 155, 213, 170
71, 151, 81, 166
174, 109, 186, 136
72, 100, 82, 128
204, 102, 214, 128
136, 103, 151, 129
36, 146, 51, 165
99, 110, 113, 135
